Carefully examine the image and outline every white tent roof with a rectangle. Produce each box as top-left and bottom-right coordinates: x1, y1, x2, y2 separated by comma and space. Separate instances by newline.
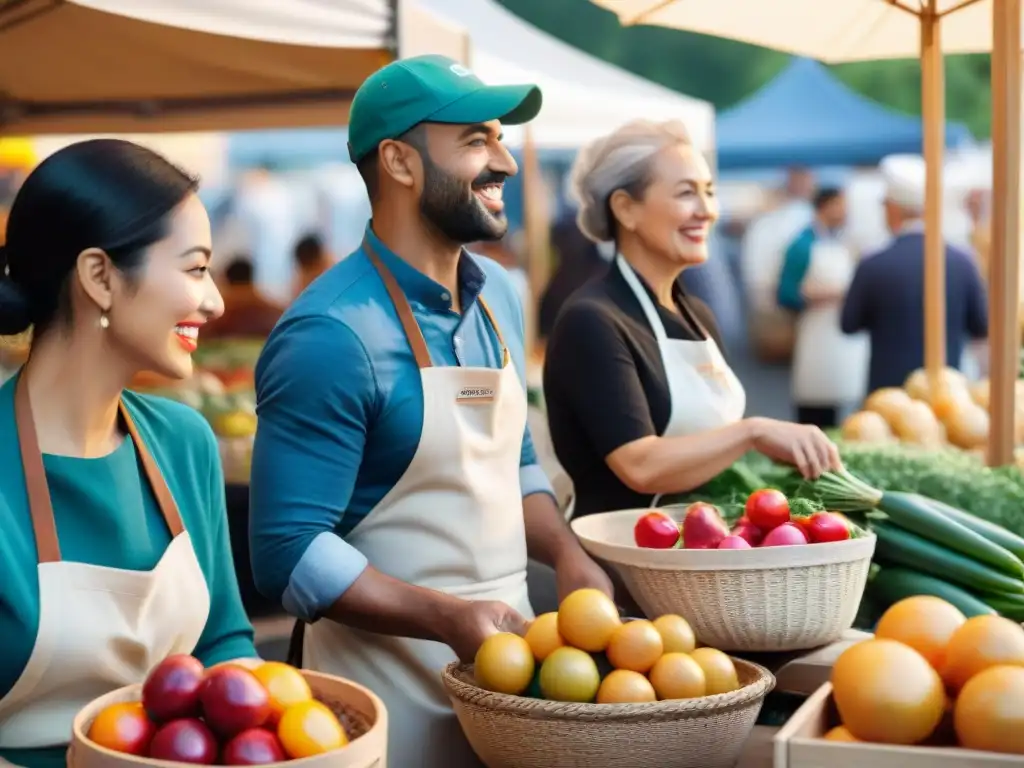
410, 0, 715, 152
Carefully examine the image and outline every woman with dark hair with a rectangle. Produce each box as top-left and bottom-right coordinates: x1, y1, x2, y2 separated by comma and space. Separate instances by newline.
0, 139, 257, 767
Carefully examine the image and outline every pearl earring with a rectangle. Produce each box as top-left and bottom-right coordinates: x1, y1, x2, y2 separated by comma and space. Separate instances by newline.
99, 313, 110, 329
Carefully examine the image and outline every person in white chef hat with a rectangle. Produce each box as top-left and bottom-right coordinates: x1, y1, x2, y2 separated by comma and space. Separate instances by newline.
840, 154, 989, 393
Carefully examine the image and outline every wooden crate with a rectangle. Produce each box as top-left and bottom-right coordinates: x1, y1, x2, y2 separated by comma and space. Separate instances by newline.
773, 683, 1019, 768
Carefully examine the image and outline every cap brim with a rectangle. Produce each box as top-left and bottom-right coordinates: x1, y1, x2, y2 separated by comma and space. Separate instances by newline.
428, 83, 542, 127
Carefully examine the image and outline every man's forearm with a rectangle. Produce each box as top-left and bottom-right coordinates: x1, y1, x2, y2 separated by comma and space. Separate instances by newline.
322, 566, 463, 643
524, 491, 584, 568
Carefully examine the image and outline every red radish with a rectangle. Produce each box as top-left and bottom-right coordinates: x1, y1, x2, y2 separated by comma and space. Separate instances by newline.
634, 512, 681, 549
761, 522, 808, 547
717, 535, 752, 550
731, 517, 763, 547
744, 489, 790, 531
805, 512, 851, 543
681, 502, 729, 549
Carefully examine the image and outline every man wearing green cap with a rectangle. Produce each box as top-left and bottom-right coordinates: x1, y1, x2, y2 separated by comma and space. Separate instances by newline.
249, 55, 613, 765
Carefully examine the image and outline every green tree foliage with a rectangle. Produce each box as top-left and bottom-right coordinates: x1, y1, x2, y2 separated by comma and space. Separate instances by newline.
499, 0, 992, 137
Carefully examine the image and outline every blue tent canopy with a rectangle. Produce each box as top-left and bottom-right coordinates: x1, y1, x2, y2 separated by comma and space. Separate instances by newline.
716, 58, 973, 170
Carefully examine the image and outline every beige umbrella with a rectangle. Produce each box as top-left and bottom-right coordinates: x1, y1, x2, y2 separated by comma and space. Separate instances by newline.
590, 0, 1022, 465
0, 0, 393, 135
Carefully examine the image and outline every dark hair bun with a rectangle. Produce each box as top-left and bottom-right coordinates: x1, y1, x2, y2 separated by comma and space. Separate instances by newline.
0, 277, 33, 336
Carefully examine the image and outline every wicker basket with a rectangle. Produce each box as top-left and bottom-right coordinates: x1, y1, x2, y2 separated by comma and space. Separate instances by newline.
443, 657, 773, 768
69, 671, 387, 768
571, 509, 876, 652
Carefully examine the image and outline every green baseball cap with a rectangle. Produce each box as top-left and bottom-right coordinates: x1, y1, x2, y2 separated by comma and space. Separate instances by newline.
347, 54, 543, 163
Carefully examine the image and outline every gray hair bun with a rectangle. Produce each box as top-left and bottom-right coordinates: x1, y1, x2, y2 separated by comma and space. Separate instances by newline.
568, 119, 693, 244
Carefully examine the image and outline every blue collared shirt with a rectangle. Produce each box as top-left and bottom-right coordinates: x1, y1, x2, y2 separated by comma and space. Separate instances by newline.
249, 226, 553, 621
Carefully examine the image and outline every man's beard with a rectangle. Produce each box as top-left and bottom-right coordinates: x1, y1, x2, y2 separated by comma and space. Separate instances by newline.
419, 155, 508, 245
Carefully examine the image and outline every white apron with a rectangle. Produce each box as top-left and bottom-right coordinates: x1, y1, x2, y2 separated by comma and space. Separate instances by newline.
0, 374, 210, 751
616, 256, 747, 507
791, 239, 870, 406
295, 243, 532, 768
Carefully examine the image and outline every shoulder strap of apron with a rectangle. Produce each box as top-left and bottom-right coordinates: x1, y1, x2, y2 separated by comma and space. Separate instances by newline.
14, 373, 185, 564
615, 254, 670, 344
363, 238, 509, 368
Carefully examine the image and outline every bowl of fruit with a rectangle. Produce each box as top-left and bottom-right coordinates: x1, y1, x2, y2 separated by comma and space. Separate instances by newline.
570, 490, 876, 652
69, 656, 386, 768
442, 588, 774, 768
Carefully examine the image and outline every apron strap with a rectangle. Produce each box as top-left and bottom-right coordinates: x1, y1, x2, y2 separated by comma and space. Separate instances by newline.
14, 373, 186, 564
364, 240, 433, 370
363, 238, 510, 369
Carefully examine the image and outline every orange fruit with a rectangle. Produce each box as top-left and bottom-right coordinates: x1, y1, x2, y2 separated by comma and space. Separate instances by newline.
832, 638, 945, 744
648, 653, 706, 700
557, 589, 622, 652
474, 633, 535, 695
690, 648, 740, 695
954, 665, 1024, 754
874, 595, 966, 671
252, 661, 313, 725
596, 669, 657, 703
278, 700, 348, 759
652, 614, 696, 654
606, 620, 664, 673
823, 725, 860, 742
524, 612, 565, 662
87, 701, 156, 755
539, 647, 601, 702
941, 615, 1024, 692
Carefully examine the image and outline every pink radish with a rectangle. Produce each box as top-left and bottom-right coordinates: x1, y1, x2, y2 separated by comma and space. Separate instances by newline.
731, 517, 764, 547
681, 502, 730, 549
760, 522, 808, 547
717, 535, 752, 550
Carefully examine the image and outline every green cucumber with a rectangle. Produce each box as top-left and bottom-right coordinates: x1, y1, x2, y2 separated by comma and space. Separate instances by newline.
872, 520, 1024, 594
869, 567, 996, 617
917, 494, 1024, 562
879, 491, 1024, 576
978, 593, 1024, 621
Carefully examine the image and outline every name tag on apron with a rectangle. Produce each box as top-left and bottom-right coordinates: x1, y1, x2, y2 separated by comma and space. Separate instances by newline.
696, 362, 730, 385
457, 386, 496, 405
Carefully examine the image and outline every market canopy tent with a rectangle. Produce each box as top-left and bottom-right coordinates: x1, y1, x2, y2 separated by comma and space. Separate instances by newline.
415, 0, 715, 152
717, 58, 973, 169
0, 0, 393, 135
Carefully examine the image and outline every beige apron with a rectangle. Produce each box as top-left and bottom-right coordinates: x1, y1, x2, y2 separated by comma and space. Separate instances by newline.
0, 375, 210, 750
292, 243, 533, 768
616, 256, 747, 507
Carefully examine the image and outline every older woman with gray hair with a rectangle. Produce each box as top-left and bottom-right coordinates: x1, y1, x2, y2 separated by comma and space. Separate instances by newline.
543, 120, 841, 519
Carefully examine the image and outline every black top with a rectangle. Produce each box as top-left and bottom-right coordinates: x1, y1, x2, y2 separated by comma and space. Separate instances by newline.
543, 260, 724, 518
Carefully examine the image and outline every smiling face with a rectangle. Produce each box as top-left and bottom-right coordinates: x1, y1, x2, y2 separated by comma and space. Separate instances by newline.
411, 120, 519, 244
92, 194, 224, 379
609, 143, 718, 267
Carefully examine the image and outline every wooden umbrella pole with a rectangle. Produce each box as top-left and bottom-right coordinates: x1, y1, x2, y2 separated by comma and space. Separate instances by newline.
987, 0, 1023, 467
921, 3, 947, 385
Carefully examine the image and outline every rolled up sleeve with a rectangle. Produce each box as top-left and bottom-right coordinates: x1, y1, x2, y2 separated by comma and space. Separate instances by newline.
249, 315, 377, 622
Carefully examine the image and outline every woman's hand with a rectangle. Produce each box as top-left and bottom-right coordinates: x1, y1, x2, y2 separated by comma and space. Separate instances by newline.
748, 417, 842, 479
439, 599, 529, 663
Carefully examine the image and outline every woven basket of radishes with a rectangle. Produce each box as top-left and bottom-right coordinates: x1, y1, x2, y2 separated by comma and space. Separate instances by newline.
570, 491, 875, 653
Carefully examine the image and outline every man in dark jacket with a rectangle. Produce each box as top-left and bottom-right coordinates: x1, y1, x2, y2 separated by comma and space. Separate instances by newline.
841, 154, 988, 392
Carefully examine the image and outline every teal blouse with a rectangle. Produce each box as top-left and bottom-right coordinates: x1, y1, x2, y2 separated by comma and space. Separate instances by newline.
0, 374, 256, 768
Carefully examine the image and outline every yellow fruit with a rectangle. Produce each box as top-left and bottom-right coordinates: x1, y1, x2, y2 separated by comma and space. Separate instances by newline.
823, 725, 860, 742
648, 653, 706, 700
524, 612, 565, 662
690, 647, 740, 695
652, 614, 696, 654
596, 669, 657, 704
539, 647, 601, 702
277, 700, 348, 758
474, 633, 535, 695
252, 661, 313, 725
874, 596, 966, 671
557, 589, 622, 652
941, 615, 1024, 692
954, 665, 1024, 754
606, 620, 664, 673
832, 638, 945, 744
